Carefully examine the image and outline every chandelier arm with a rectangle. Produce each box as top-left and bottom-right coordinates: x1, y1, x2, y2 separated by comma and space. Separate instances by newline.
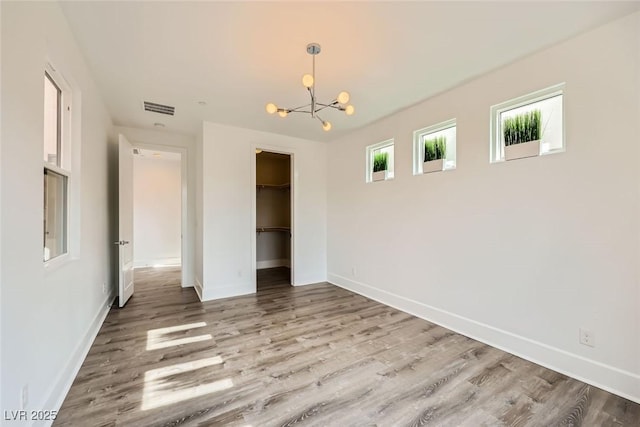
315, 105, 347, 115
312, 104, 334, 113
310, 87, 315, 118
306, 87, 315, 112
289, 103, 313, 112
317, 101, 341, 107
315, 101, 341, 107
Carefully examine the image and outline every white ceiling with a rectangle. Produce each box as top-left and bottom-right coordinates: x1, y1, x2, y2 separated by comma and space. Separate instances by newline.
59, 1, 639, 142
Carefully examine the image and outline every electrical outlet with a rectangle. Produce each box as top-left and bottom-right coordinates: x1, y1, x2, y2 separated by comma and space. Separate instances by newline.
21, 384, 28, 409
579, 328, 595, 347
102, 282, 107, 294
351, 266, 357, 277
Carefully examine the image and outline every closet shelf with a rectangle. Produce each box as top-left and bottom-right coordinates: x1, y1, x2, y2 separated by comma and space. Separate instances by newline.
257, 183, 290, 190
256, 226, 291, 233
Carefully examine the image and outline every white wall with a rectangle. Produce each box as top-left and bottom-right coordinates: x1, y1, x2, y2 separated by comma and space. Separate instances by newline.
115, 126, 196, 287
327, 13, 640, 402
133, 154, 181, 267
199, 122, 326, 300
1, 2, 113, 423
0, 2, 4, 414
256, 233, 290, 268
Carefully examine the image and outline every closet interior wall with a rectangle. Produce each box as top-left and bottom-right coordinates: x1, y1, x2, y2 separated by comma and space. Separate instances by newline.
256, 152, 291, 271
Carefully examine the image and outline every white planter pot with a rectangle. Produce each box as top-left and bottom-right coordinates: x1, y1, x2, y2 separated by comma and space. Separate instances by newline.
372, 170, 386, 181
505, 140, 540, 161
423, 159, 444, 173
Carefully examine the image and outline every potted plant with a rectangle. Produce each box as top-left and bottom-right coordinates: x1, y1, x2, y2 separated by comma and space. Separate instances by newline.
423, 135, 447, 173
372, 152, 388, 181
503, 109, 541, 160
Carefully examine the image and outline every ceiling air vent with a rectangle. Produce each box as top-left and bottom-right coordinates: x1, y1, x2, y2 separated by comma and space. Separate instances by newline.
143, 101, 175, 116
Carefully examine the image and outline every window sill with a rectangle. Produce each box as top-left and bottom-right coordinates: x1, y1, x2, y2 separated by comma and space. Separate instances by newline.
44, 253, 75, 274
492, 147, 565, 163
540, 147, 565, 156
370, 176, 394, 183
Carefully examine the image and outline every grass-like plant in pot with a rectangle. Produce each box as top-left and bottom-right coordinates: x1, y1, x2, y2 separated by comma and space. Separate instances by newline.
423, 135, 447, 173
503, 109, 541, 160
372, 152, 388, 181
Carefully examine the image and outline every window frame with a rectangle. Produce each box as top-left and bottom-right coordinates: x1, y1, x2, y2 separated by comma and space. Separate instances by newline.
44, 71, 63, 167
44, 168, 69, 261
43, 63, 73, 266
490, 83, 565, 163
413, 118, 457, 175
366, 138, 394, 183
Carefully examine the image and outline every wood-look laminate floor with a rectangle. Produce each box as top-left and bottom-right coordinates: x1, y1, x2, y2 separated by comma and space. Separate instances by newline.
54, 267, 640, 426
257, 267, 291, 291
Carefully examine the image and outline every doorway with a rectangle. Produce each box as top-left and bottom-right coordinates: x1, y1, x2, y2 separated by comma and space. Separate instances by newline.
255, 150, 292, 290
132, 148, 182, 282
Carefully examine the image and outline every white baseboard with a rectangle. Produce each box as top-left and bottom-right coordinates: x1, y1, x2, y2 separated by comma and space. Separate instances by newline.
257, 259, 291, 269
194, 276, 203, 301
35, 292, 115, 427
133, 257, 181, 268
201, 282, 254, 301
328, 273, 640, 404
292, 273, 327, 287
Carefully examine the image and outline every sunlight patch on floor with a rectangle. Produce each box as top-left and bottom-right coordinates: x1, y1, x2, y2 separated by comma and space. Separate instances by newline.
146, 322, 212, 351
141, 356, 232, 410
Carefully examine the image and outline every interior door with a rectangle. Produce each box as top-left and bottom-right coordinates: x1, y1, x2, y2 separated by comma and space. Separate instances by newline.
117, 134, 134, 307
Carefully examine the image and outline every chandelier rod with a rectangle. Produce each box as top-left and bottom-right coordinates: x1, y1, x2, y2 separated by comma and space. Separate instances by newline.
310, 52, 316, 117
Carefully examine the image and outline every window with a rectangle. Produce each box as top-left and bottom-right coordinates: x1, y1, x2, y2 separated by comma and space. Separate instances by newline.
44, 73, 61, 165
44, 169, 68, 260
43, 68, 71, 262
490, 83, 565, 163
413, 119, 456, 174
366, 139, 394, 182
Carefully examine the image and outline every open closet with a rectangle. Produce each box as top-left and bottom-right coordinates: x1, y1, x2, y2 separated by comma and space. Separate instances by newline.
256, 150, 291, 289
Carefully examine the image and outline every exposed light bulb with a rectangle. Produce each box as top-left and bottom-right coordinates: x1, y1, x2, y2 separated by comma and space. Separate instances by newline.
278, 109, 288, 118
322, 121, 332, 131
345, 105, 355, 116
337, 91, 350, 104
256, 149, 263, 154
302, 74, 314, 88
266, 103, 277, 114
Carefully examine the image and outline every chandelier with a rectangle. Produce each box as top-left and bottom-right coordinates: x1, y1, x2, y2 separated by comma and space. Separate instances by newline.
265, 43, 354, 131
